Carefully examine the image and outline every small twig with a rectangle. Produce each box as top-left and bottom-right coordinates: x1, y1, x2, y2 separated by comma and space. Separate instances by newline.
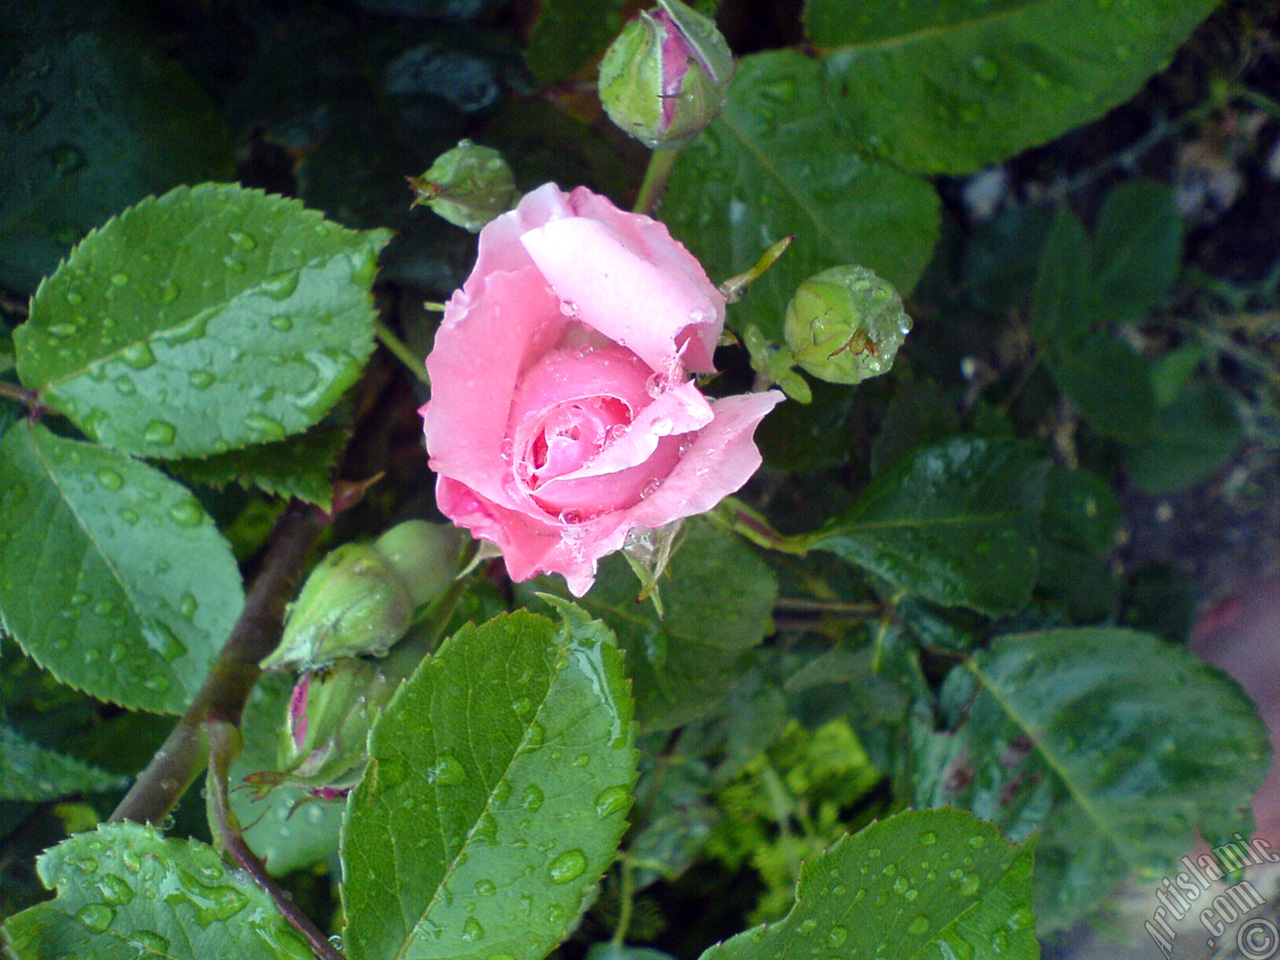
109, 500, 329, 825
375, 320, 431, 387
0, 381, 37, 407
206, 720, 347, 960
774, 597, 882, 617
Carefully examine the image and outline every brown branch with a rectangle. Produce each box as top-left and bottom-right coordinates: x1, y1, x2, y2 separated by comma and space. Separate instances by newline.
109, 500, 329, 825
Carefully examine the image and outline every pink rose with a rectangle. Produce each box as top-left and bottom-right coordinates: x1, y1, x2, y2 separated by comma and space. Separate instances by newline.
420, 184, 782, 596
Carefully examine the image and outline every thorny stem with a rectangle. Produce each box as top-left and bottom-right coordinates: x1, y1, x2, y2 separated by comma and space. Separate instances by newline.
206, 721, 347, 960
610, 858, 637, 947
375, 320, 432, 387
632, 148, 681, 218
109, 500, 329, 825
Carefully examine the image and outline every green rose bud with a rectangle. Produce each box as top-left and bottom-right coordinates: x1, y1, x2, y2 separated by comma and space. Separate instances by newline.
373, 519, 465, 607
597, 0, 734, 149
260, 543, 414, 673
784, 266, 912, 385
409, 139, 517, 232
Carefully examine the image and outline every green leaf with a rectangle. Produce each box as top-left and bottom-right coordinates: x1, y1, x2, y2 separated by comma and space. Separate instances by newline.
525, 0, 625, 85
700, 808, 1037, 960
568, 519, 778, 731
0, 423, 243, 714
0, 31, 234, 294
662, 51, 940, 342
1092, 179, 1183, 324
168, 420, 350, 511
340, 606, 638, 960
1124, 381, 1243, 494
1034, 466, 1121, 621
229, 674, 344, 876
1047, 332, 1156, 443
0, 725, 129, 801
16, 183, 391, 459
1, 821, 314, 959
1031, 207, 1091, 347
804, 437, 1048, 616
934, 628, 1269, 930
813, 0, 1220, 174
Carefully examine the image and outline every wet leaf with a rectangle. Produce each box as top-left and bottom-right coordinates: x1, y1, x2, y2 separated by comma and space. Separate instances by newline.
16, 184, 391, 459
812, 0, 1221, 174
700, 808, 1037, 960
1, 822, 313, 959
0, 423, 242, 714
663, 51, 940, 343
0, 725, 129, 801
341, 606, 637, 960
803, 437, 1048, 616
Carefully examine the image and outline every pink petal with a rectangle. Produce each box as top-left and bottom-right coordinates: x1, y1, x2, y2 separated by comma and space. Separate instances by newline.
626, 390, 785, 529
521, 216, 723, 375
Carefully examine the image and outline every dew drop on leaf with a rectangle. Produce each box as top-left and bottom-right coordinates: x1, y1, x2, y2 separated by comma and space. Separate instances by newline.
548, 849, 588, 884
143, 421, 177, 446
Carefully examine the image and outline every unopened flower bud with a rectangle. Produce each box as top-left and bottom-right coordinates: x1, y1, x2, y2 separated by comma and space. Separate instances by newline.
598, 0, 734, 149
784, 266, 912, 385
260, 544, 414, 672
409, 139, 517, 232
373, 520, 465, 607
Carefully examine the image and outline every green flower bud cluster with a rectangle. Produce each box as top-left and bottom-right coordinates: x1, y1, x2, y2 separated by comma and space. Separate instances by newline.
260, 520, 464, 673
409, 140, 517, 232
597, 0, 734, 149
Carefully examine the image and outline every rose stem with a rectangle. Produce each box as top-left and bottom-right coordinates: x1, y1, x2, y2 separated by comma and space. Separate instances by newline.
0, 382, 37, 407
375, 320, 431, 387
206, 719, 347, 960
632, 147, 681, 217
109, 499, 328, 825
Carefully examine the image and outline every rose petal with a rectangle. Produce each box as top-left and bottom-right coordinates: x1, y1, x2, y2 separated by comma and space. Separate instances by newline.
521, 216, 723, 375
565, 187, 723, 371
627, 390, 785, 529
422, 265, 567, 509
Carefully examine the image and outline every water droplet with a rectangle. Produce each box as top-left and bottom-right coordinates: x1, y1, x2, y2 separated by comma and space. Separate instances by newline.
112, 375, 137, 396
473, 813, 498, 844
93, 600, 115, 616
228, 230, 257, 251
96, 469, 123, 491
48, 321, 78, 337
143, 620, 185, 660
525, 722, 545, 748
427, 753, 466, 786
919, 831, 937, 846
110, 273, 129, 287
967, 835, 985, 848
474, 878, 497, 896
798, 919, 818, 936
908, 915, 930, 936
969, 55, 999, 82
519, 783, 545, 811
169, 499, 204, 527
893, 877, 909, 895
97, 873, 135, 905
159, 279, 180, 303
639, 478, 661, 499
189, 370, 215, 389
559, 300, 579, 317
143, 676, 170, 693
512, 696, 532, 716
120, 508, 139, 525
594, 785, 630, 818
461, 917, 485, 941
868, 847, 882, 858
7, 91, 49, 132
548, 849, 587, 884
828, 926, 848, 947
143, 419, 176, 447
76, 904, 114, 931
959, 874, 980, 897
269, 315, 293, 332
222, 255, 248, 274
260, 270, 300, 300
178, 592, 198, 620
76, 856, 100, 873
127, 930, 169, 954
244, 414, 286, 439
